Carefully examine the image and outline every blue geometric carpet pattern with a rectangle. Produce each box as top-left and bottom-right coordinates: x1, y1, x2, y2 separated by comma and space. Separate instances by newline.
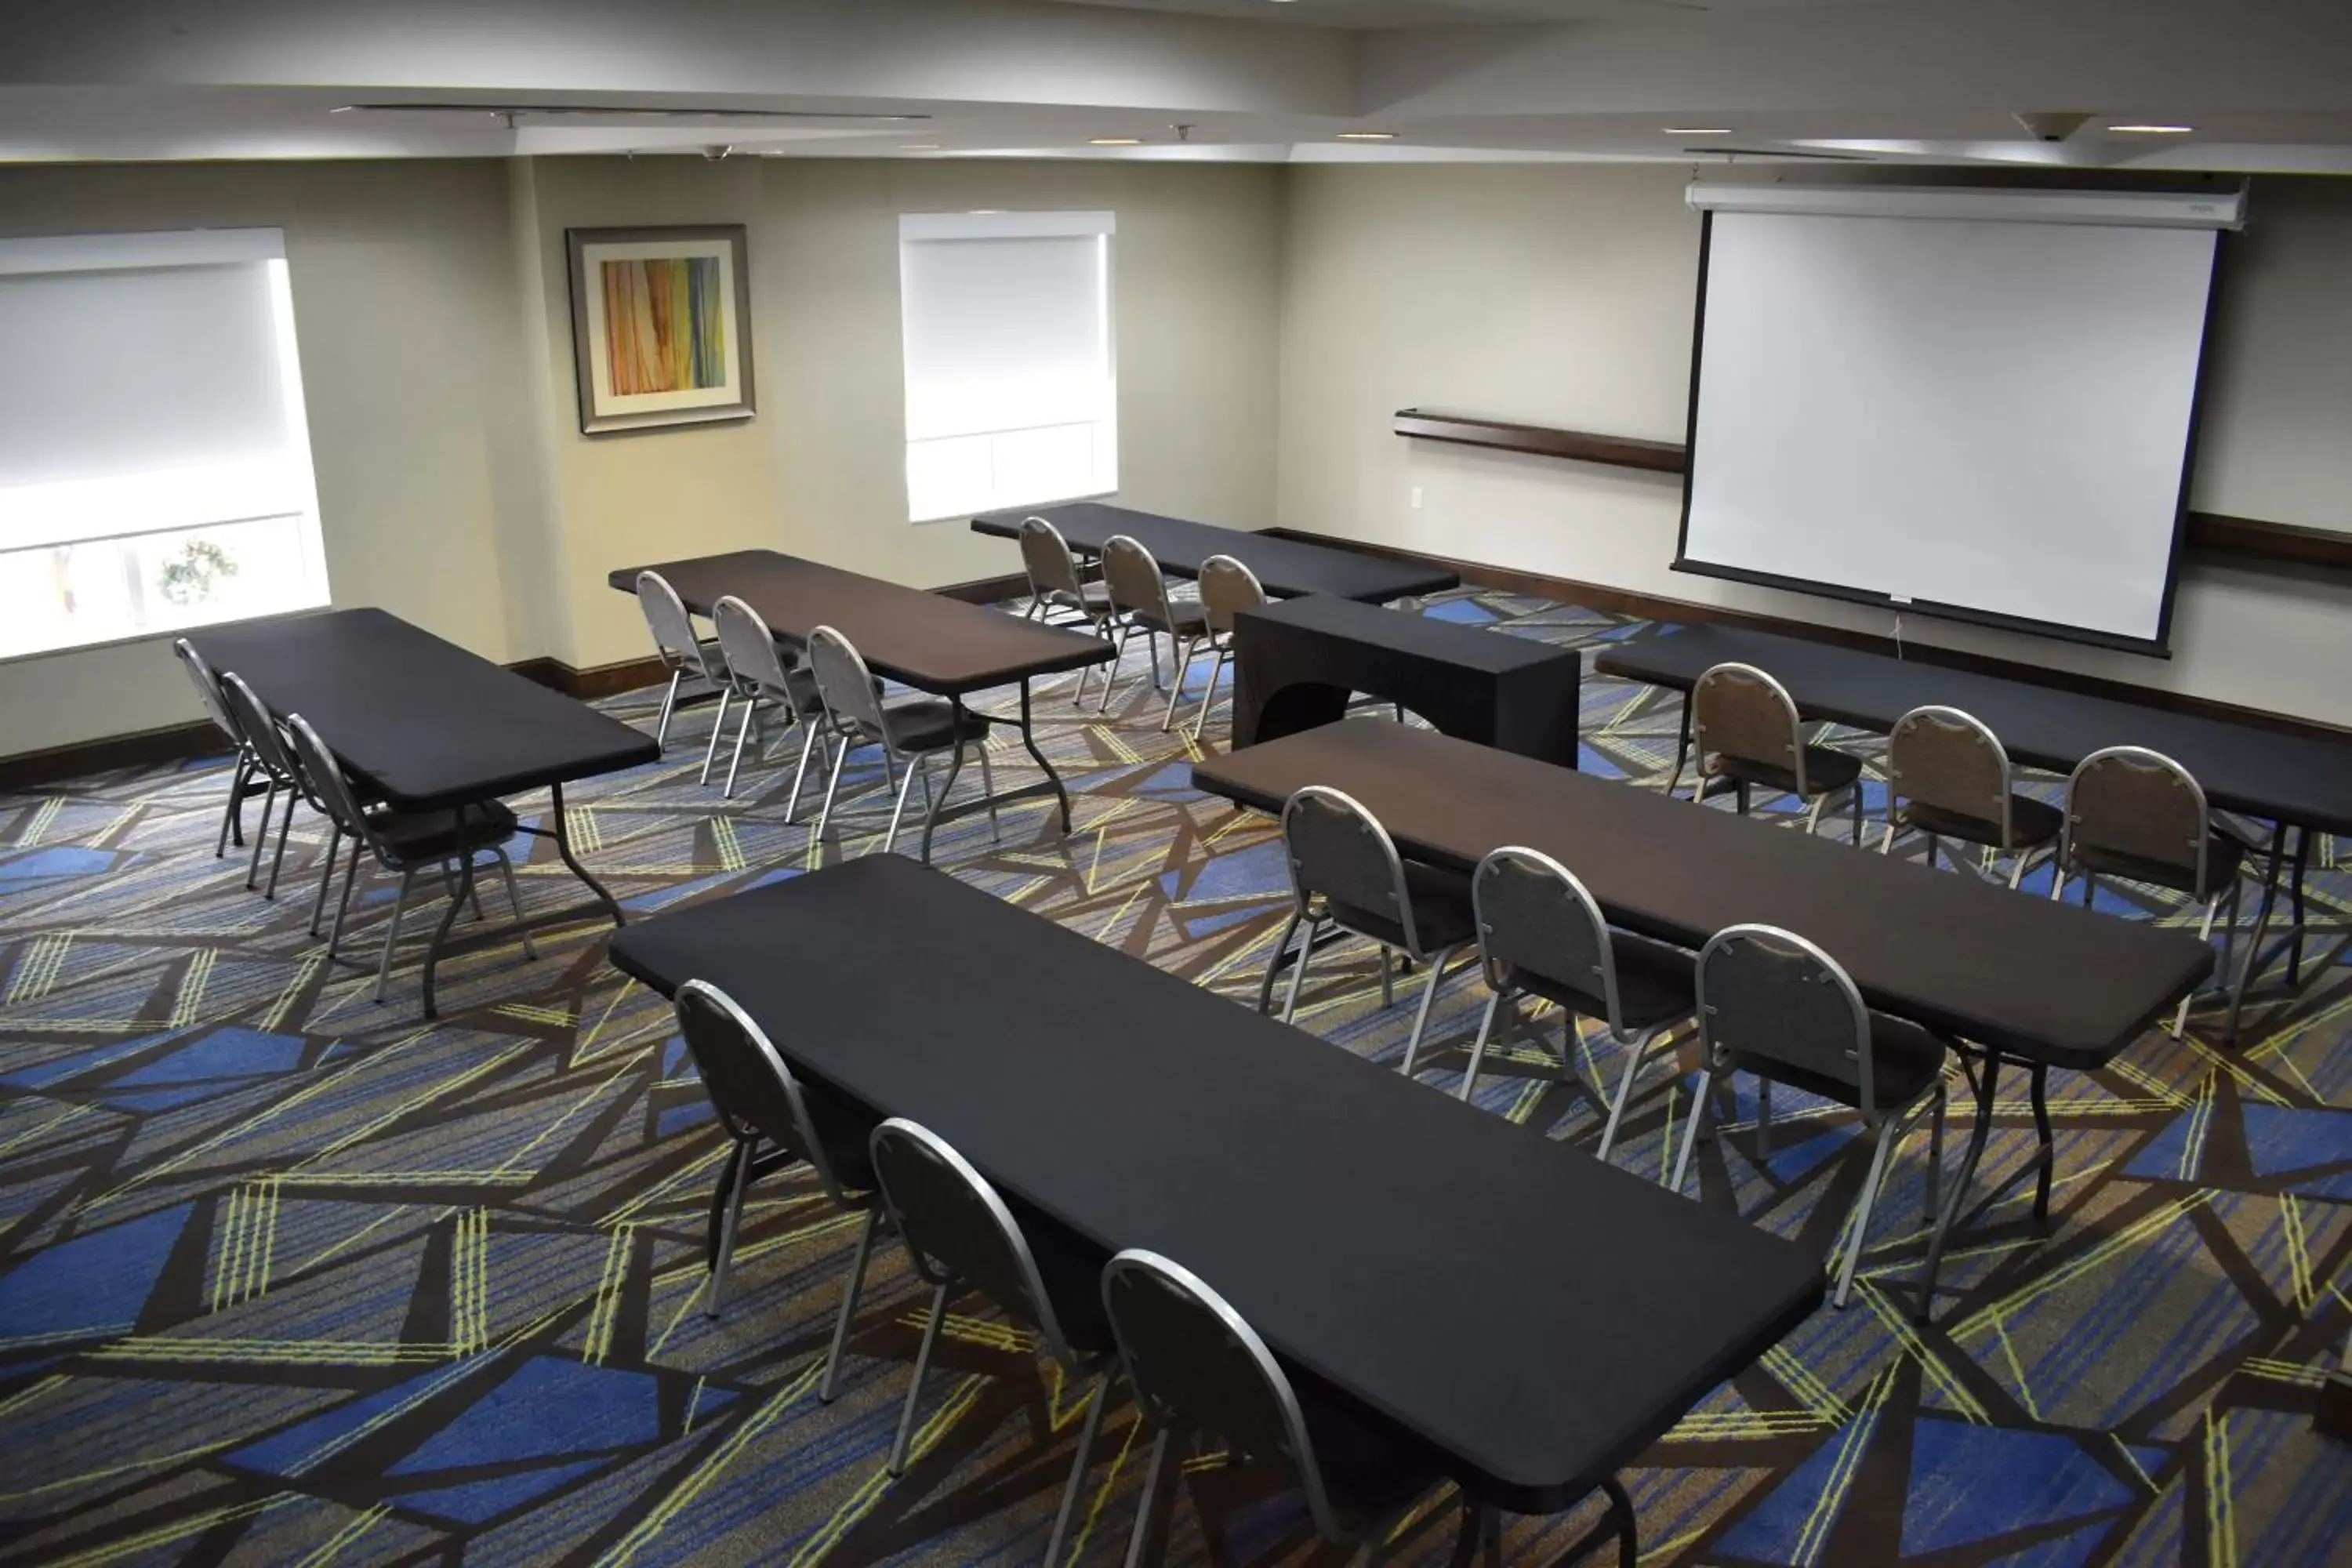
1, 589, 2347, 1566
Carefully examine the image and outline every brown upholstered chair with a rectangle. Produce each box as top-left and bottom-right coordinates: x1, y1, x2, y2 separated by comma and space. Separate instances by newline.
1881, 705, 2062, 887
1671, 924, 1947, 1309
2052, 746, 2245, 1036
1690, 661, 1864, 841
1098, 534, 1211, 724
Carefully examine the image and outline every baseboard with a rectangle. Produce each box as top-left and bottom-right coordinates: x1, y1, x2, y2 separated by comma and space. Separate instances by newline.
0, 720, 227, 793
1268, 527, 2352, 746
931, 571, 1031, 605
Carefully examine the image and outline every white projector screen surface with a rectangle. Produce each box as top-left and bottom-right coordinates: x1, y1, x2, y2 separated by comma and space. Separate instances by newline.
1680, 210, 2220, 648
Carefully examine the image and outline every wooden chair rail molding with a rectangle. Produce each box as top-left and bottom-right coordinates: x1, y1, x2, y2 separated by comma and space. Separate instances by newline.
1391, 406, 2352, 572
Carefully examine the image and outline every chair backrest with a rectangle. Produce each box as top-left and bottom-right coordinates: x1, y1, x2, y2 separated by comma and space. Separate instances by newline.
2063, 745, 2211, 891
215, 670, 299, 782
1279, 785, 1423, 953
711, 594, 797, 708
1692, 662, 1809, 793
1102, 1249, 1350, 1548
637, 571, 717, 682
1197, 554, 1267, 637
1696, 924, 1880, 1121
805, 624, 893, 746
1018, 516, 1087, 606
172, 638, 243, 746
869, 1118, 1080, 1366
1471, 847, 1623, 1033
282, 713, 379, 849
673, 980, 861, 1205
1100, 535, 1174, 624
1887, 706, 2012, 840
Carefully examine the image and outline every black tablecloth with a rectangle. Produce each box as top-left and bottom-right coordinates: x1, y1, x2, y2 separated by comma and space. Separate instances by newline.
608, 855, 1821, 1512
973, 503, 1458, 603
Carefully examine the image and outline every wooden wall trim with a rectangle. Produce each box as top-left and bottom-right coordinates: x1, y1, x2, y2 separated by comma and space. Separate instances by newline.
1267, 525, 2352, 745
1393, 407, 2352, 572
0, 720, 226, 793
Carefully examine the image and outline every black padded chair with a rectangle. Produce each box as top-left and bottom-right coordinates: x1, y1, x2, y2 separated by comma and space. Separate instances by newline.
285, 713, 532, 1005
1690, 661, 1864, 841
633, 569, 730, 764
173, 637, 263, 859
1260, 785, 1475, 1080
1881, 705, 2061, 887
710, 594, 826, 810
673, 981, 887, 1403
806, 624, 997, 861
1098, 534, 1211, 721
215, 670, 324, 902
2052, 746, 2247, 1037
868, 1119, 1115, 1567
1671, 925, 1947, 1308
1462, 847, 1697, 1161
1102, 1248, 1640, 1568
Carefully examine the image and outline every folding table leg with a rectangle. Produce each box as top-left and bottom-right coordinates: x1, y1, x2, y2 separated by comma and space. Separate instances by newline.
419, 808, 483, 1019
1913, 1051, 2002, 1323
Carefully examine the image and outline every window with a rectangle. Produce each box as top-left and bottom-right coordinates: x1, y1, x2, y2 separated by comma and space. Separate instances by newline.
898, 210, 1116, 522
0, 228, 328, 659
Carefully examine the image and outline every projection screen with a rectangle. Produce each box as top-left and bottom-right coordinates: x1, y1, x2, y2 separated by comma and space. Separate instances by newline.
1675, 186, 2240, 653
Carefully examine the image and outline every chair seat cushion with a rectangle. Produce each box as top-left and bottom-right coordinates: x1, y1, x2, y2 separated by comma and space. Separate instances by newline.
2074, 829, 2243, 899
1047, 583, 1114, 614
1327, 861, 1476, 956
881, 698, 995, 753
369, 800, 521, 866
1135, 601, 1211, 637
1515, 931, 1697, 1035
1711, 745, 1862, 800
1902, 793, 2063, 851
1730, 1011, 1946, 1117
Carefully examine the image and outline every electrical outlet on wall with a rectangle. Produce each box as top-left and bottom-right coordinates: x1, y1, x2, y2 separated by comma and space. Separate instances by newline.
1409, 486, 1425, 510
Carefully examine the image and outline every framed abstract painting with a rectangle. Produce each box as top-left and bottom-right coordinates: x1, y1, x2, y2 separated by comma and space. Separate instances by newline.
565, 225, 756, 434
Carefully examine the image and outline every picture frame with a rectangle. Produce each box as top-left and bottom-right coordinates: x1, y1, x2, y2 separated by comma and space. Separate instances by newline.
565, 224, 756, 435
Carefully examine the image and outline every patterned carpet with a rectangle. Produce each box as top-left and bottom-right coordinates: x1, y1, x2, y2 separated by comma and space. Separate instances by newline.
1, 588, 2348, 1568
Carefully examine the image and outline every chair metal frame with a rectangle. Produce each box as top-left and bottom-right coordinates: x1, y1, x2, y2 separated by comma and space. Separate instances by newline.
869, 1119, 1112, 1567
215, 670, 317, 902
1671, 924, 1947, 1309
1185, 554, 1267, 742
1097, 534, 1205, 724
1689, 661, 1864, 842
1265, 786, 1469, 1080
710, 594, 826, 811
1017, 517, 1119, 708
284, 713, 534, 1004
634, 570, 729, 763
175, 638, 263, 860
805, 625, 999, 859
2051, 745, 2245, 1037
1462, 848, 1693, 1160
674, 981, 887, 1403
1880, 703, 2056, 886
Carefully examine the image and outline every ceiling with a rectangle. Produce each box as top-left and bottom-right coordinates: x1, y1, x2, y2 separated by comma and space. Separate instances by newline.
0, 0, 2345, 172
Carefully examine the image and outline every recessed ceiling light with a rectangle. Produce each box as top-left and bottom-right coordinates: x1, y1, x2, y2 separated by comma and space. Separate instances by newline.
1088, 136, 1145, 147
1336, 131, 1396, 141
1664, 127, 1733, 136
2107, 123, 2195, 134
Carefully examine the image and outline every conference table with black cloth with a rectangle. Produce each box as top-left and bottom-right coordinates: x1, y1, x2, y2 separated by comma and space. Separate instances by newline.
606, 550, 1112, 858
190, 608, 658, 1016
606, 853, 1824, 1519
1596, 621, 2352, 1040
1230, 594, 1584, 765
971, 502, 1460, 603
1192, 719, 2214, 1321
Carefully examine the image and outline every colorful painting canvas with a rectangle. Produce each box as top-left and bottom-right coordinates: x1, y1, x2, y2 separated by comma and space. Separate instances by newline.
566, 226, 755, 434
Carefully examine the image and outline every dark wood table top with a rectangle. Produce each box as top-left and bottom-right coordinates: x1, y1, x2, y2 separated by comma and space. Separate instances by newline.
608, 550, 1111, 697
972, 503, 1460, 603
608, 855, 1822, 1513
190, 609, 656, 812
1192, 720, 2213, 1067
1597, 622, 2352, 834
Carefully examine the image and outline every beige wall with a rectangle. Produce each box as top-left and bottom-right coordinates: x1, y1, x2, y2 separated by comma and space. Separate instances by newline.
1276, 164, 2352, 726
0, 160, 537, 755
0, 155, 1282, 757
